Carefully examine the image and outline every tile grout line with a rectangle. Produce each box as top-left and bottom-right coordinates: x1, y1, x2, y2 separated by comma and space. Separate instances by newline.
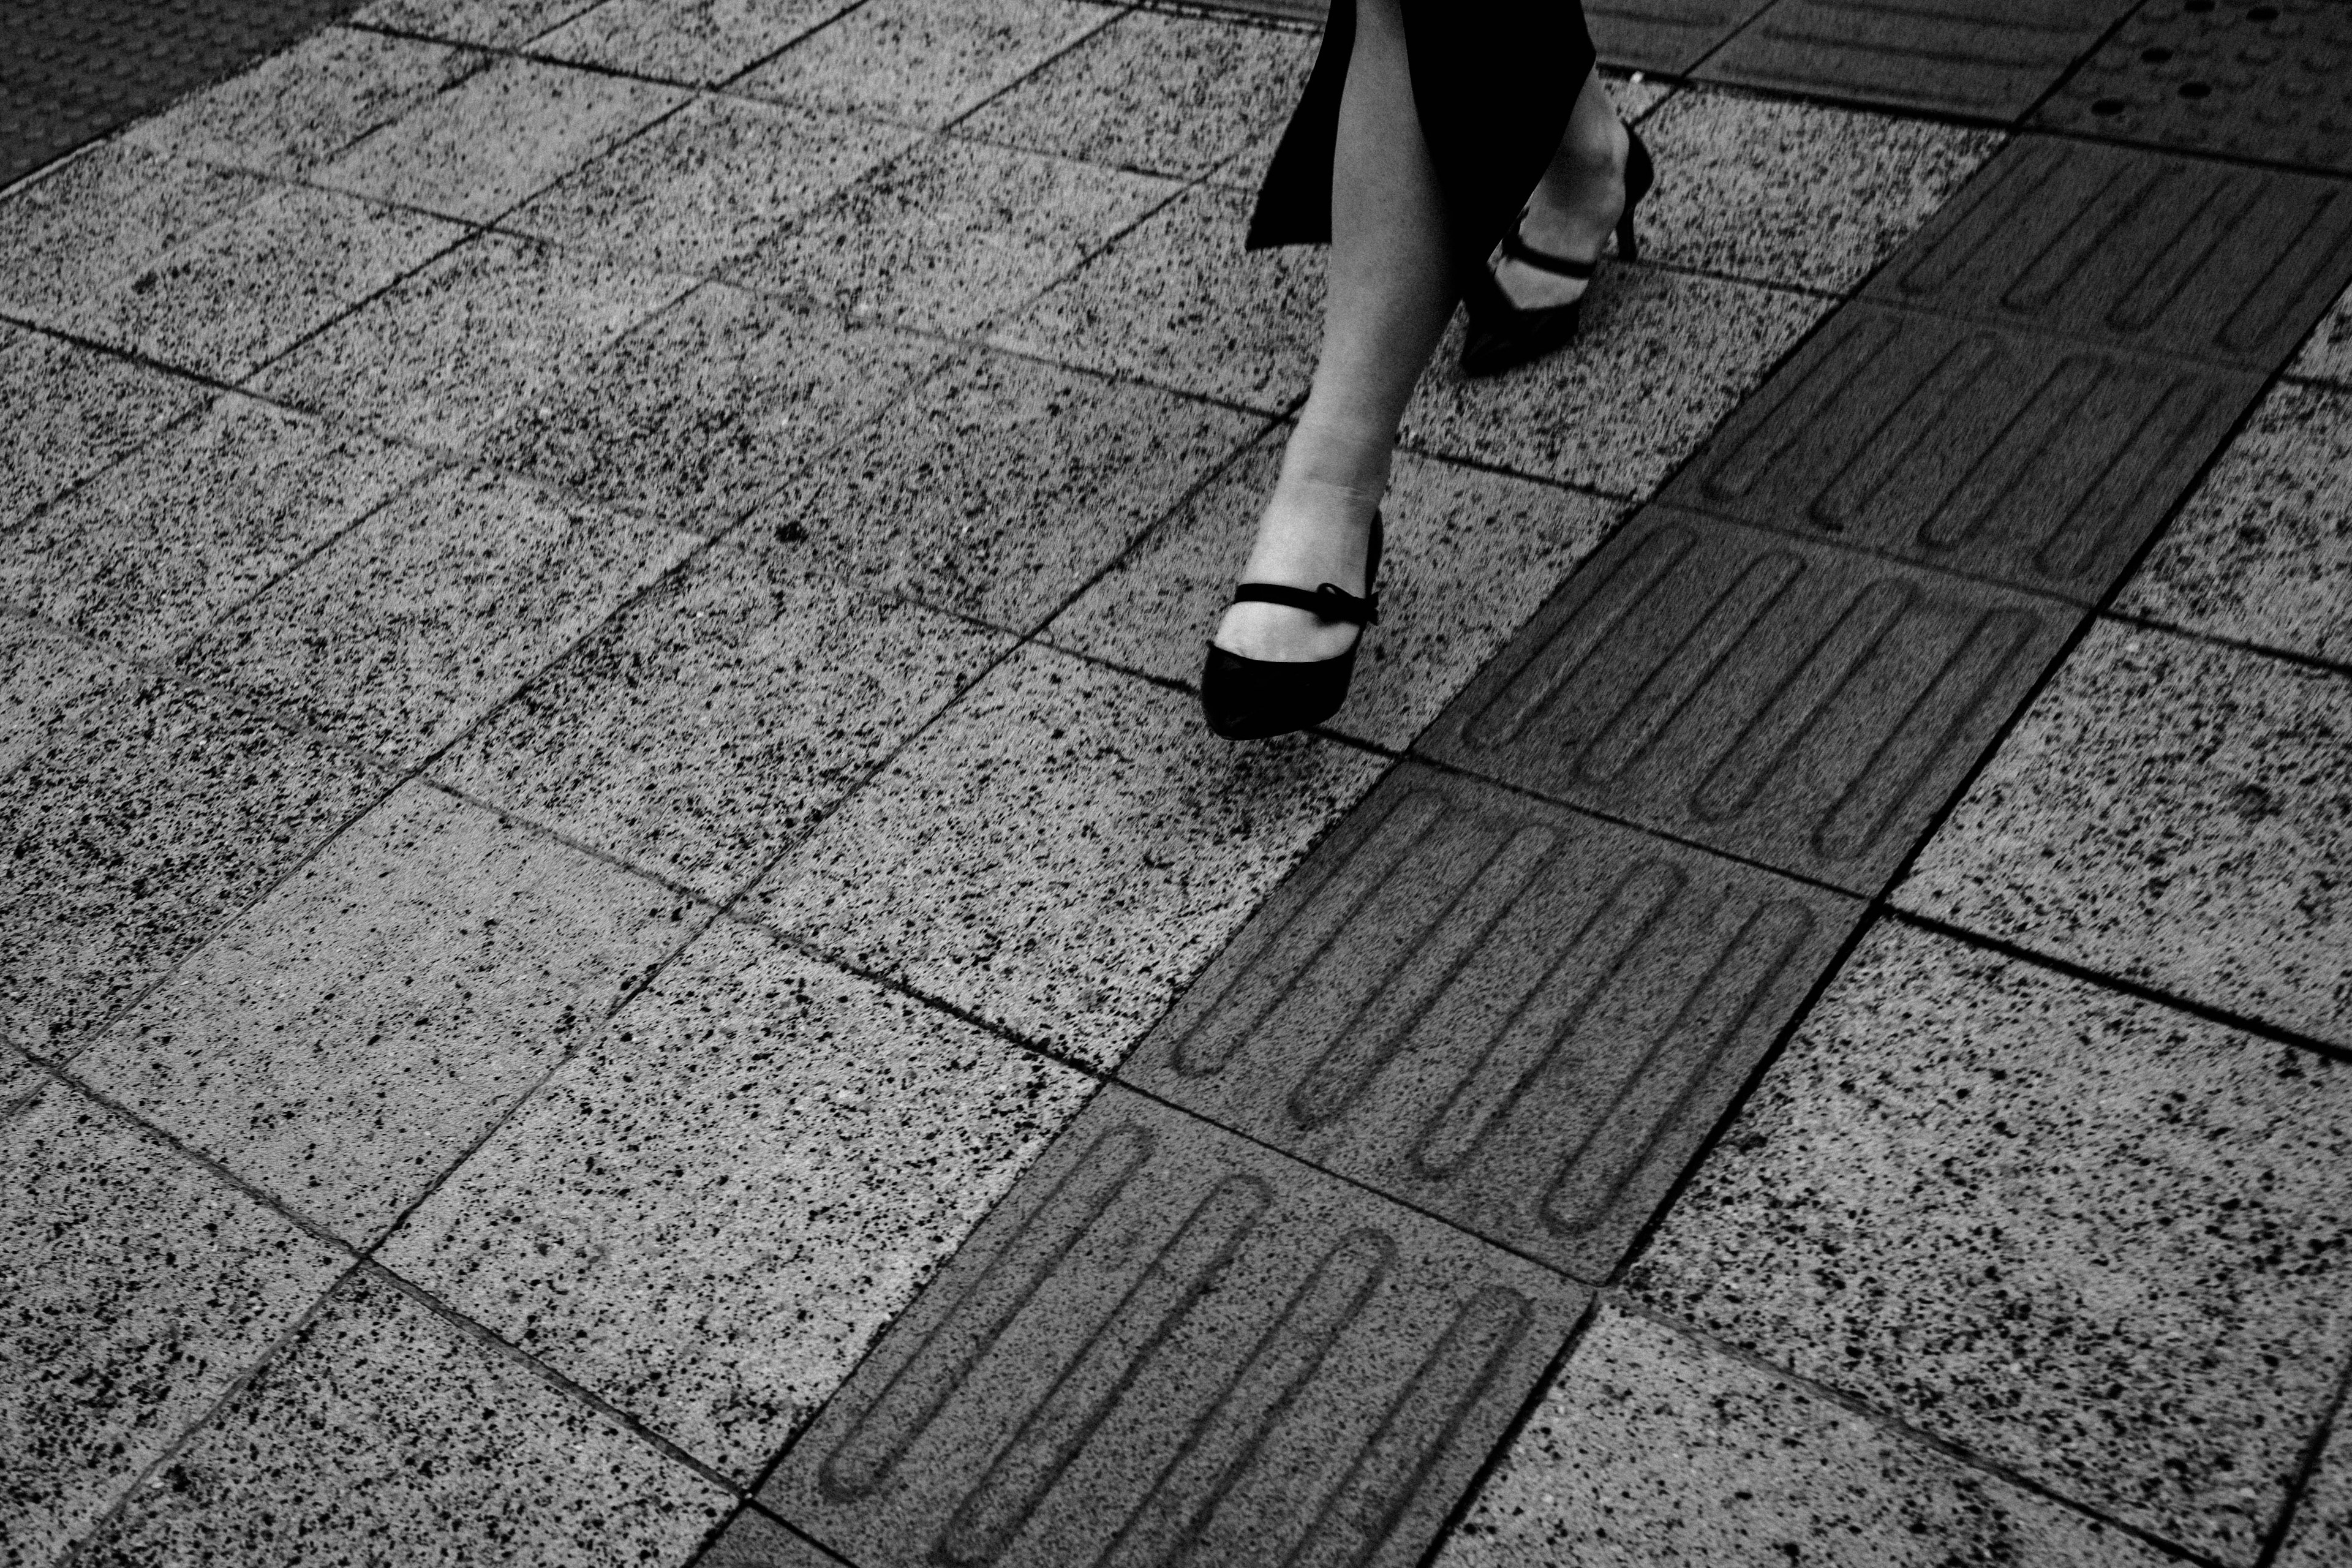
2254, 1353, 2352, 1568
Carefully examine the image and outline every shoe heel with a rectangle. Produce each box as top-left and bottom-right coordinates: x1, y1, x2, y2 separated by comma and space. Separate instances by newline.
1618, 123, 1654, 262
1615, 210, 1639, 263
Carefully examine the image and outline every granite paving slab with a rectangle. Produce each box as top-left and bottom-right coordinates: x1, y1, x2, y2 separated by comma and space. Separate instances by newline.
74, 1269, 733, 1567
1440, 1306, 2177, 1568
1399, 268, 1832, 498
1128, 763, 1861, 1283
121, 27, 492, 178
1699, 0, 2137, 119
503, 93, 919, 278
251, 230, 694, 453
0, 616, 389, 1063
479, 283, 944, 528
532, 0, 861, 87
752, 349, 1262, 633
704, 1508, 850, 1567
1627, 921, 2352, 1562
992, 182, 1324, 412
759, 1085, 1587, 1568
1588, 0, 1773, 75
1418, 508, 2079, 896
0, 1051, 349, 1565
957, 9, 1319, 179
1662, 302, 2264, 603
379, 919, 1091, 1479
1, 394, 437, 660
2280, 1412, 2352, 1568
1633, 89, 2003, 293
350, 0, 600, 48
0, 141, 266, 329
183, 463, 696, 766
64, 183, 467, 382
75, 780, 698, 1243
2040, 0, 2352, 176
1896, 619, 2352, 1047
750, 643, 1387, 1068
1044, 440, 1621, 750
2116, 378, 2352, 667
0, 324, 209, 530
312, 55, 688, 222
2293, 281, 2352, 385
734, 0, 1114, 130
1866, 135, 2352, 373
436, 541, 1012, 901
729, 137, 1180, 337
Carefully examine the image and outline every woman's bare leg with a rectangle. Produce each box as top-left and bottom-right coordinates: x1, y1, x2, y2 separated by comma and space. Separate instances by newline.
1212, 0, 1453, 663
1493, 68, 1628, 309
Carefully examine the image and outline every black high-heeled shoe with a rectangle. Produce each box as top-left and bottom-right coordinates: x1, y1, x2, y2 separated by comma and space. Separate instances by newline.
1460, 122, 1654, 379
1199, 513, 1382, 741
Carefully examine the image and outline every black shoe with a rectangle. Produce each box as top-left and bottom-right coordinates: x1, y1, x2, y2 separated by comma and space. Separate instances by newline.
1199, 513, 1383, 741
1460, 122, 1655, 379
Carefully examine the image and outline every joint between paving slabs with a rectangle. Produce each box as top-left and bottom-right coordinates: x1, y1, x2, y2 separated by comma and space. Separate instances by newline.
2253, 1355, 2352, 1568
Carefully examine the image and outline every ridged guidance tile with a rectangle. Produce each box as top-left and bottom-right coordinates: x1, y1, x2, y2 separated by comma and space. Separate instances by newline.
760, 1087, 1584, 1568
1587, 0, 1772, 75
1126, 764, 1861, 1283
1664, 301, 2263, 601
1417, 508, 2079, 896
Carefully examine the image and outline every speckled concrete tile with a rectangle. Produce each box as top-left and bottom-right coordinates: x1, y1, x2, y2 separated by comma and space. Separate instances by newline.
314, 56, 688, 222
0, 619, 389, 1063
1046, 440, 1621, 749
2117, 380, 2352, 668
251, 231, 694, 452
729, 137, 1178, 336
74, 1269, 732, 1567
1, 395, 436, 659
1400, 268, 1831, 497
958, 10, 1317, 178
504, 94, 919, 277
752, 349, 1260, 631
750, 643, 1388, 1068
704, 1508, 848, 1567
65, 185, 467, 383
123, 28, 492, 177
183, 464, 696, 765
0, 325, 208, 530
75, 782, 698, 1243
735, 0, 1114, 129
480, 284, 944, 527
533, 0, 860, 86
1441, 1306, 2173, 1568
1634, 88, 2001, 293
436, 541, 1011, 899
379, 919, 1090, 1477
1627, 921, 2352, 1561
2280, 1415, 2352, 1568
2291, 283, 2352, 388
0, 1052, 349, 1565
991, 182, 1323, 411
0, 143, 266, 328
1895, 621, 2352, 1048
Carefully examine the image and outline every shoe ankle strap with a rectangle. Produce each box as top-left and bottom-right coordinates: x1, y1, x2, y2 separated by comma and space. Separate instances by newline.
1231, 581, 1379, 626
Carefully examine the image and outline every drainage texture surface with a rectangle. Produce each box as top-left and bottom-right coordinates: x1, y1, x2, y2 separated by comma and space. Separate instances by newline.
1125, 764, 1861, 1282
2040, 0, 2352, 175
1698, 0, 2140, 118
760, 1088, 1583, 1568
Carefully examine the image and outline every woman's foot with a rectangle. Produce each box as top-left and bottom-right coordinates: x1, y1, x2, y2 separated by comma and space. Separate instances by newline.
1212, 419, 1389, 664
1490, 84, 1630, 311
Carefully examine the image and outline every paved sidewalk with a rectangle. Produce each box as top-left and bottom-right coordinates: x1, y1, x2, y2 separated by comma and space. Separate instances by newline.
5, 2, 2352, 1567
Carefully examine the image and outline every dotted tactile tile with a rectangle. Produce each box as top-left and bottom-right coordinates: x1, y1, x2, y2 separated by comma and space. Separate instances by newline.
2040, 0, 2352, 175
760, 1088, 1583, 1568
1416, 509, 2080, 897
1124, 764, 1861, 1284
1662, 302, 2265, 602
1699, 0, 2139, 119
1866, 133, 2352, 371
1590, 0, 1776, 75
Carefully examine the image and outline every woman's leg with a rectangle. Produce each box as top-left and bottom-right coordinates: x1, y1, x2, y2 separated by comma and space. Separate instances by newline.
1493, 68, 1629, 309
1212, 0, 1453, 663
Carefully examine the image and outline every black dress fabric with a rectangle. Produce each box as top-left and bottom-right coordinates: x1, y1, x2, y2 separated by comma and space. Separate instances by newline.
1246, 0, 1596, 284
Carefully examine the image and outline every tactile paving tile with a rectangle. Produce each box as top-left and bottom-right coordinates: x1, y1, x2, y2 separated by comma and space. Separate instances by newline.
1415, 509, 2079, 897
1661, 302, 2264, 602
1125, 765, 1860, 1283
702, 1509, 849, 1568
1589, 0, 1776, 74
1867, 134, 2352, 371
2040, 0, 2352, 175
1698, 0, 2138, 119
760, 1088, 1583, 1568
